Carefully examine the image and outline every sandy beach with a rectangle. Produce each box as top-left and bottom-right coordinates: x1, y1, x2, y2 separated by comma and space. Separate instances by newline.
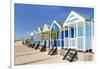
14, 41, 68, 65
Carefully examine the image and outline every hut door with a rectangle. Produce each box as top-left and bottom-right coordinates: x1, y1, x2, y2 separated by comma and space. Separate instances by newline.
52, 31, 57, 46
52, 32, 57, 40
69, 27, 76, 49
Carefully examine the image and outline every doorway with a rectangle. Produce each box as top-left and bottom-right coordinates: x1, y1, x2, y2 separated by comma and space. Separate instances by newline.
51, 30, 58, 47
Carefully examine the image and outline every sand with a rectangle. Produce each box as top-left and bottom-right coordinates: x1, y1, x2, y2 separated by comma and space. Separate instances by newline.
14, 41, 68, 65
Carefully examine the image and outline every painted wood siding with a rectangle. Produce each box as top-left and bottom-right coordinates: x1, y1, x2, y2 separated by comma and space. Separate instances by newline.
85, 21, 92, 49
50, 21, 61, 48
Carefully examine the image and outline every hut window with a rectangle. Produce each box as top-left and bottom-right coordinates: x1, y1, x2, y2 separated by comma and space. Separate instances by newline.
71, 28, 74, 38
61, 31, 64, 39
65, 30, 68, 37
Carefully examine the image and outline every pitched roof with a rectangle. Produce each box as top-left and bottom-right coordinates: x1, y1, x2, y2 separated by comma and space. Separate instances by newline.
42, 24, 50, 32
78, 13, 91, 21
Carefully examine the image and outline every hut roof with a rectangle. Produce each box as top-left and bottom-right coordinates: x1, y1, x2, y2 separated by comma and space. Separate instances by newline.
78, 13, 92, 21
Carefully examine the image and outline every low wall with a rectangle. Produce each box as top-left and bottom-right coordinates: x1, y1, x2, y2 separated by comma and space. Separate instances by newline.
77, 51, 94, 61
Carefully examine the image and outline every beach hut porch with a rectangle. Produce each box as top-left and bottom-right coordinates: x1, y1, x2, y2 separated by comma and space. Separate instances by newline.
63, 11, 94, 61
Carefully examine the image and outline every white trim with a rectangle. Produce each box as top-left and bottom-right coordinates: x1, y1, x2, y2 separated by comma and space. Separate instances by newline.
91, 20, 94, 52
57, 47, 62, 49
68, 26, 70, 49
50, 30, 51, 47
83, 21, 86, 51
64, 27, 65, 48
50, 20, 61, 30
74, 25, 77, 49
65, 38, 69, 48
63, 10, 85, 27
77, 48, 85, 51
50, 46, 61, 49
76, 23, 78, 50
63, 21, 85, 27
60, 29, 62, 48
68, 16, 77, 21
68, 31, 77, 49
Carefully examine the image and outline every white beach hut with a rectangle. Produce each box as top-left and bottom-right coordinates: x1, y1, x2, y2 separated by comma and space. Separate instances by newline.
33, 30, 38, 45
42, 24, 50, 47
37, 27, 42, 45
63, 11, 94, 61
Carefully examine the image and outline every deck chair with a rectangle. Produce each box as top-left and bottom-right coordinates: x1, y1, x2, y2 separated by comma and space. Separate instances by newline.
48, 46, 57, 55
31, 44, 35, 48
34, 43, 40, 50
40, 40, 46, 52
85, 49, 92, 53
27, 43, 32, 47
48, 40, 57, 55
25, 40, 27, 45
67, 50, 77, 62
40, 45, 46, 52
48, 46, 54, 55
49, 46, 57, 55
62, 49, 70, 60
22, 41, 24, 45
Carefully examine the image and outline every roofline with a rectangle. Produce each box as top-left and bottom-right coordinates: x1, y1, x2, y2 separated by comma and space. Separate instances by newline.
42, 24, 50, 32
50, 20, 61, 30
63, 10, 85, 27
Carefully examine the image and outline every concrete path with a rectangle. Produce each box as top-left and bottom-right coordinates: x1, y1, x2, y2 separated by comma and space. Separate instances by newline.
14, 41, 68, 65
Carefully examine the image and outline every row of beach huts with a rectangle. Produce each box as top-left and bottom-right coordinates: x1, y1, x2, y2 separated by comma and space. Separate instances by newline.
24, 11, 94, 62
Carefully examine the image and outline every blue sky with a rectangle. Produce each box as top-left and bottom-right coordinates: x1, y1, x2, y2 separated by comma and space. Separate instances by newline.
15, 3, 94, 40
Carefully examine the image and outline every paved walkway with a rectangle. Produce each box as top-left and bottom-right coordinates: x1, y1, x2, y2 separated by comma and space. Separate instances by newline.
14, 41, 68, 65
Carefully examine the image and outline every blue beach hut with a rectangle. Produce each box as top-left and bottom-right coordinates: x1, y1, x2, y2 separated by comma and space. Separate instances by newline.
63, 11, 94, 61
50, 20, 64, 54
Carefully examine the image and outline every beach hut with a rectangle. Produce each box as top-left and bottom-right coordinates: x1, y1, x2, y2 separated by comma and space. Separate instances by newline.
30, 32, 34, 40
63, 11, 94, 61
29, 32, 34, 46
41, 24, 50, 51
37, 27, 42, 46
32, 30, 37, 45
50, 20, 64, 55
